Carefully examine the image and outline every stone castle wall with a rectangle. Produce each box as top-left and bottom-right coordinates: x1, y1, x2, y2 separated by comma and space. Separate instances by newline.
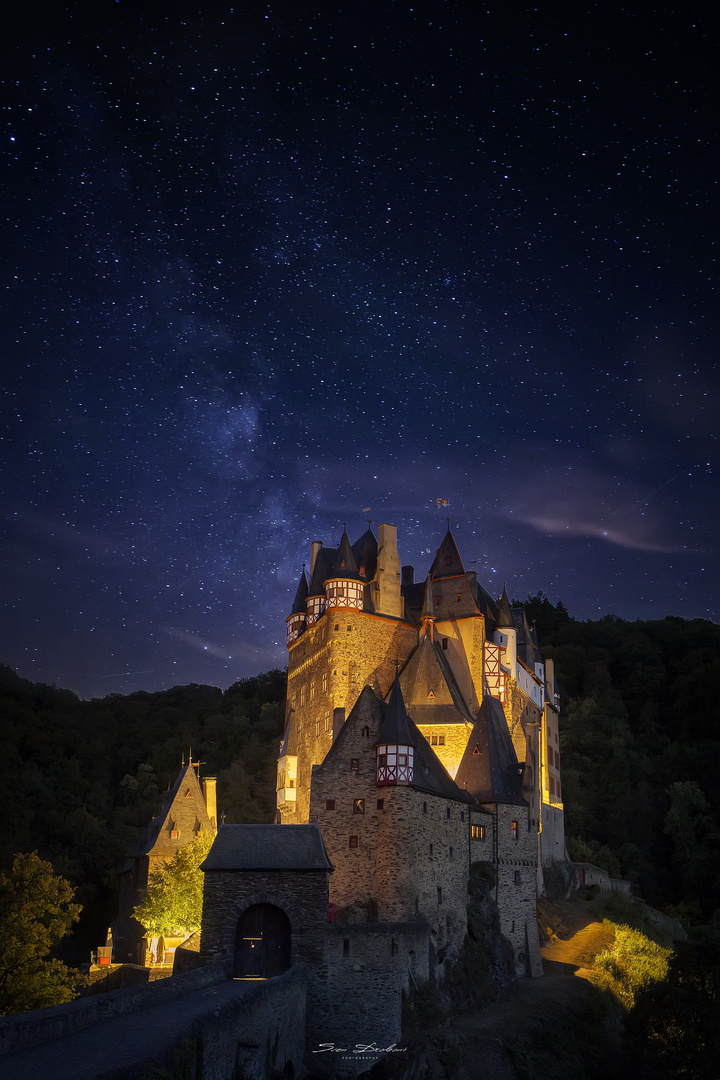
285, 610, 417, 822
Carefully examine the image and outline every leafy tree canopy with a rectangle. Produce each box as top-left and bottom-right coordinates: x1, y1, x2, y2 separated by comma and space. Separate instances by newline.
0, 851, 83, 1015
133, 832, 213, 939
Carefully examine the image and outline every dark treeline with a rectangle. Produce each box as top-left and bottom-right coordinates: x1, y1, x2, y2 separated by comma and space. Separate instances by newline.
0, 666, 286, 957
522, 594, 720, 924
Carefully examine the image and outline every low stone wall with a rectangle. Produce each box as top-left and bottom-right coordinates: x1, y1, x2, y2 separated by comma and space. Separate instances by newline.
0, 959, 231, 1057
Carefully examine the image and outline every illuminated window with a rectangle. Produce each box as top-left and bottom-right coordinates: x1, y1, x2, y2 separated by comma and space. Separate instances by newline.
310, 681, 316, 700
326, 800, 335, 810
322, 673, 328, 694
300, 687, 306, 707
431, 735, 438, 745
325, 713, 331, 732
349, 835, 358, 848
438, 735, 445, 746
171, 827, 179, 839
315, 719, 320, 737
471, 824, 485, 840
511, 820, 519, 840
353, 799, 365, 814
456, 593, 461, 603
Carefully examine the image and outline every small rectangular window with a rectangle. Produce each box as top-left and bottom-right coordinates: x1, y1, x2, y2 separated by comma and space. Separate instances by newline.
322, 673, 328, 694
514, 870, 521, 886
511, 820, 519, 840
461, 811, 465, 822
349, 835, 358, 848
449, 846, 453, 858
442, 638, 448, 650
377, 799, 384, 810
346, 625, 352, 632
431, 735, 438, 745
350, 758, 359, 771
423, 802, 427, 814
334, 623, 339, 630
315, 719, 320, 737
326, 800, 335, 810
446, 806, 451, 819
437, 887, 443, 904
353, 799, 365, 814
343, 938, 350, 956
456, 593, 461, 603
429, 843, 433, 858
438, 735, 445, 746
435, 596, 441, 606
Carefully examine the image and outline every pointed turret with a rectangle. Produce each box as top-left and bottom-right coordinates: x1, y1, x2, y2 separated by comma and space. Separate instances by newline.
325, 527, 364, 612
306, 544, 336, 626
496, 586, 514, 629
376, 677, 416, 786
352, 526, 378, 581
421, 574, 435, 640
286, 568, 309, 647
455, 695, 526, 805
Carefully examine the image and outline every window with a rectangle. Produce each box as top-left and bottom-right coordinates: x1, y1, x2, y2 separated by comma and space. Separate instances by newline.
349, 835, 358, 848
471, 824, 485, 840
398, 753, 407, 766
391, 938, 398, 956
171, 827, 178, 839
310, 681, 316, 701
343, 938, 350, 956
423, 802, 427, 814
456, 593, 461, 603
461, 812, 465, 822
438, 735, 445, 746
322, 673, 328, 694
291, 694, 297, 711
315, 719, 320, 737
446, 806, 451, 819
431, 735, 438, 745
346, 625, 352, 632
435, 596, 441, 606
350, 758, 359, 771
449, 847, 453, 859
378, 753, 387, 767
326, 799, 335, 810
437, 887, 443, 904
511, 820, 519, 840
300, 687, 306, 707
325, 713, 331, 732
555, 750, 560, 769
353, 799, 365, 814
334, 623, 339, 631
514, 871, 521, 886
442, 638, 448, 650
377, 799, 384, 810
361, 725, 370, 738
429, 844, 433, 858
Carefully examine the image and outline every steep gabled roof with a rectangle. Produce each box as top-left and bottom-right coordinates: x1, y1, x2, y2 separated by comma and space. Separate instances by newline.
128, 763, 214, 859
455, 696, 527, 806
201, 824, 332, 871
307, 545, 337, 597
352, 527, 378, 581
429, 529, 466, 580
399, 634, 474, 726
290, 569, 309, 614
377, 677, 417, 747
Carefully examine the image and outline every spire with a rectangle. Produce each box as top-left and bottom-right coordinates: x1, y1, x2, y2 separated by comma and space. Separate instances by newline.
352, 525, 377, 580
421, 574, 435, 640
330, 528, 361, 580
290, 567, 309, 614
496, 585, 514, 629
376, 677, 417, 747
429, 529, 465, 580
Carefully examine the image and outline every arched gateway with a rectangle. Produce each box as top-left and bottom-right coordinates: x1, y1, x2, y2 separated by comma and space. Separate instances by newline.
234, 903, 291, 978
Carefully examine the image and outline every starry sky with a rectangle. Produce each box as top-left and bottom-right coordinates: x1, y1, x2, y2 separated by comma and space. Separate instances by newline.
2, 2, 718, 698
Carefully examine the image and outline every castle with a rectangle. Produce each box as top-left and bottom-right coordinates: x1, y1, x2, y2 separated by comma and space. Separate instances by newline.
197, 522, 567, 1068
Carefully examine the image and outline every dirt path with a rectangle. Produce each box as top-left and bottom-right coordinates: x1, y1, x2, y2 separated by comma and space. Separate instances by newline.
451, 895, 614, 1079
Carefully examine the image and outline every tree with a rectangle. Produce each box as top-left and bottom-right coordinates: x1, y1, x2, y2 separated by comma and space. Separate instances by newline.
0, 852, 83, 1015
133, 832, 214, 938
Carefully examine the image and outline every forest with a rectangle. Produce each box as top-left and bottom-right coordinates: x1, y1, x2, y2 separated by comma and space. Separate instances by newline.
1, 603, 719, 1072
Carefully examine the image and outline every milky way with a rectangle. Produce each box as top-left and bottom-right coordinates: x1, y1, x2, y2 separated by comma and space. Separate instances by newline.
2, 3, 717, 697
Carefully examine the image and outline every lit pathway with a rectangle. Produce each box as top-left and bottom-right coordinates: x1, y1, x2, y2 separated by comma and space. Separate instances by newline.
0, 977, 254, 1080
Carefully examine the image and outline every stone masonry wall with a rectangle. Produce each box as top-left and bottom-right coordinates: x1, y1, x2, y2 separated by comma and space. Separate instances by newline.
475, 803, 539, 976
414, 721, 473, 779
285, 611, 417, 823
199, 869, 329, 969
306, 922, 429, 1076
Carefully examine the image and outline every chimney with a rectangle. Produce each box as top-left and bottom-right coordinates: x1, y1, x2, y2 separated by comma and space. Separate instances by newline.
310, 540, 323, 577
376, 523, 403, 618
202, 777, 217, 831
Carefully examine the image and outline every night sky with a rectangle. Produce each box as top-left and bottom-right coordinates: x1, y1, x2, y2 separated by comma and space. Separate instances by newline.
2, 2, 718, 699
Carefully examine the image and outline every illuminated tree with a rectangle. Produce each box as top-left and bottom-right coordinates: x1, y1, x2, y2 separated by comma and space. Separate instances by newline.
133, 832, 213, 938
0, 852, 83, 1015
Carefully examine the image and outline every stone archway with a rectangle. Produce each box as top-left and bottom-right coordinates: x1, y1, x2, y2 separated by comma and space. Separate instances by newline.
233, 903, 292, 979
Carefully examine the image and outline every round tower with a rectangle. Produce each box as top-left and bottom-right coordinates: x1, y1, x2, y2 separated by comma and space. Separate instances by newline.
286, 567, 308, 647
324, 528, 364, 612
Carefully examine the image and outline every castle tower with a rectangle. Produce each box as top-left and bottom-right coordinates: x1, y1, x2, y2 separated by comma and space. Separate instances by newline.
376, 677, 416, 786
286, 568, 308, 646
494, 585, 517, 681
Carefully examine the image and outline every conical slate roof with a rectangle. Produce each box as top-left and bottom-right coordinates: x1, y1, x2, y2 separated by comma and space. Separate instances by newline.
376, 676, 417, 746
455, 696, 527, 806
279, 711, 299, 757
290, 569, 309, 614
496, 586, 514, 629
307, 545, 337, 597
352, 526, 377, 580
329, 529, 362, 581
400, 634, 474, 726
429, 530, 465, 579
